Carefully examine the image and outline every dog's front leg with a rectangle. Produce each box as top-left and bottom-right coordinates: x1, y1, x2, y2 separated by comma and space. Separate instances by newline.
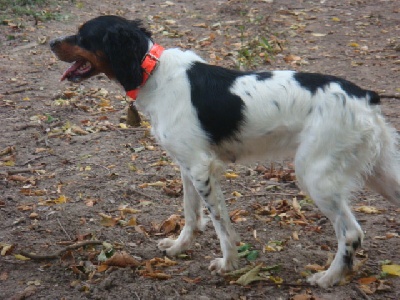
188, 160, 240, 274
158, 170, 207, 256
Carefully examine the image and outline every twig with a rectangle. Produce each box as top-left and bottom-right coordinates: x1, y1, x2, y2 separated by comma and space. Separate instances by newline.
120, 127, 149, 131
57, 218, 72, 240
21, 154, 51, 166
354, 285, 372, 300
226, 192, 300, 202
14, 123, 42, 131
134, 292, 141, 300
86, 163, 112, 174
130, 188, 153, 199
7, 168, 43, 175
380, 94, 400, 99
19, 240, 103, 260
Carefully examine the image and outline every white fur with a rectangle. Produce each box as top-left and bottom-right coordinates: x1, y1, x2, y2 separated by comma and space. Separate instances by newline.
136, 48, 400, 288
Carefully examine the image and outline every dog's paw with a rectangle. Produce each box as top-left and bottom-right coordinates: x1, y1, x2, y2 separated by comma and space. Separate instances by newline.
158, 238, 190, 256
307, 271, 340, 288
158, 238, 186, 256
208, 257, 238, 275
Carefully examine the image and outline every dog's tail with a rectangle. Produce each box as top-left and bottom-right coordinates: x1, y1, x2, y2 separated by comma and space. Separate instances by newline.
366, 114, 400, 206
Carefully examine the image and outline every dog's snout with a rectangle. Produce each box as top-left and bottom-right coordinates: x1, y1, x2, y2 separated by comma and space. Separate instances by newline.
49, 38, 61, 50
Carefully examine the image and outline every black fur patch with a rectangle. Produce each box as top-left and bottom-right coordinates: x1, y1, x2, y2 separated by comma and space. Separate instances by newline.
294, 72, 380, 105
77, 16, 152, 91
187, 62, 248, 144
343, 252, 354, 269
256, 72, 273, 81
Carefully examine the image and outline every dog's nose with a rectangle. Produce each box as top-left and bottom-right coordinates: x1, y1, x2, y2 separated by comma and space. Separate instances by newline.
49, 38, 61, 50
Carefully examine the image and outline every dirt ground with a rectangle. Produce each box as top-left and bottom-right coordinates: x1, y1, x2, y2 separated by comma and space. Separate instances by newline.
1, 0, 399, 299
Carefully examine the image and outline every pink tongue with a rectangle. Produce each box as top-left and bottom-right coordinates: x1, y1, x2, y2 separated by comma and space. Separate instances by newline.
60, 61, 84, 81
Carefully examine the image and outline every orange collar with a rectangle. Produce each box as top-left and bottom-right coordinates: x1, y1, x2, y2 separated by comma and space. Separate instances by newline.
126, 43, 164, 100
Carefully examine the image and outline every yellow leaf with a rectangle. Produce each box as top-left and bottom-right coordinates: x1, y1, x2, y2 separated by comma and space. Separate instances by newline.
224, 172, 239, 179
23, 97, 30, 101
54, 195, 68, 204
354, 206, 382, 214
269, 276, 283, 284
4, 160, 15, 166
119, 123, 127, 129
349, 42, 360, 48
125, 217, 137, 226
232, 191, 242, 197
99, 213, 118, 227
382, 264, 400, 276
147, 181, 166, 187
1, 243, 13, 256
235, 263, 267, 286
311, 33, 326, 37
84, 166, 92, 171
14, 254, 30, 261
265, 245, 276, 252
118, 206, 141, 214
332, 17, 340, 22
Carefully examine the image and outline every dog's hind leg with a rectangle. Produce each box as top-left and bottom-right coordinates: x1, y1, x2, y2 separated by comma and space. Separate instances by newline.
297, 161, 364, 287
366, 122, 400, 206
158, 170, 207, 256
295, 139, 365, 287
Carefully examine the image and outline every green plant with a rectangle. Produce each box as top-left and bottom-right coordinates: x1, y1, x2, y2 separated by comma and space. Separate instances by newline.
235, 12, 282, 70
0, 0, 65, 23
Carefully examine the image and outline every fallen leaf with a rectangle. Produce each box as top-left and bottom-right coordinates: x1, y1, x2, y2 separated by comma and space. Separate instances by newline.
284, 54, 301, 63
224, 172, 239, 179
182, 276, 202, 284
0, 243, 14, 256
382, 264, 400, 276
97, 264, 109, 272
159, 214, 182, 234
14, 254, 30, 261
104, 251, 141, 267
234, 263, 268, 286
311, 33, 326, 37
354, 206, 383, 214
98, 213, 118, 227
358, 277, 377, 284
349, 42, 360, 48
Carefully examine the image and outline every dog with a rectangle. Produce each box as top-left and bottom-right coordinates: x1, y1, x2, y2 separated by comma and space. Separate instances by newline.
50, 15, 400, 288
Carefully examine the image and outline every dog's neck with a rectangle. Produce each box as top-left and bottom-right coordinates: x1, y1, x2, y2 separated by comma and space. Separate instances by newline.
126, 41, 165, 100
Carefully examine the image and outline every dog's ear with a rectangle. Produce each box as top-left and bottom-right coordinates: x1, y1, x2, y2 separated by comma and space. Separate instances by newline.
103, 21, 150, 91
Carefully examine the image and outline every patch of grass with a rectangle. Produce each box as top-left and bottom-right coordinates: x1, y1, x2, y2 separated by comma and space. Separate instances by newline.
0, 0, 67, 23
236, 25, 281, 70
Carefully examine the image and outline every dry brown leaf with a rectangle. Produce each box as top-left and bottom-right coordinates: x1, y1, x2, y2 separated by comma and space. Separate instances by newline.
144, 272, 171, 280
358, 277, 377, 284
159, 214, 183, 234
354, 206, 383, 214
104, 251, 141, 267
97, 264, 109, 272
98, 213, 118, 227
284, 54, 301, 63
182, 276, 202, 284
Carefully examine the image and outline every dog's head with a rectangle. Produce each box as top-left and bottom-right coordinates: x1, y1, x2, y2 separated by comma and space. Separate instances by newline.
50, 15, 152, 91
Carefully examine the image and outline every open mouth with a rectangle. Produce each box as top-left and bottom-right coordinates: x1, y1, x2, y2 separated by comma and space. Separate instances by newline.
61, 60, 93, 82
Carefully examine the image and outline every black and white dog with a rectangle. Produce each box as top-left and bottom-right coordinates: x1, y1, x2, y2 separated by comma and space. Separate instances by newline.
50, 15, 400, 288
